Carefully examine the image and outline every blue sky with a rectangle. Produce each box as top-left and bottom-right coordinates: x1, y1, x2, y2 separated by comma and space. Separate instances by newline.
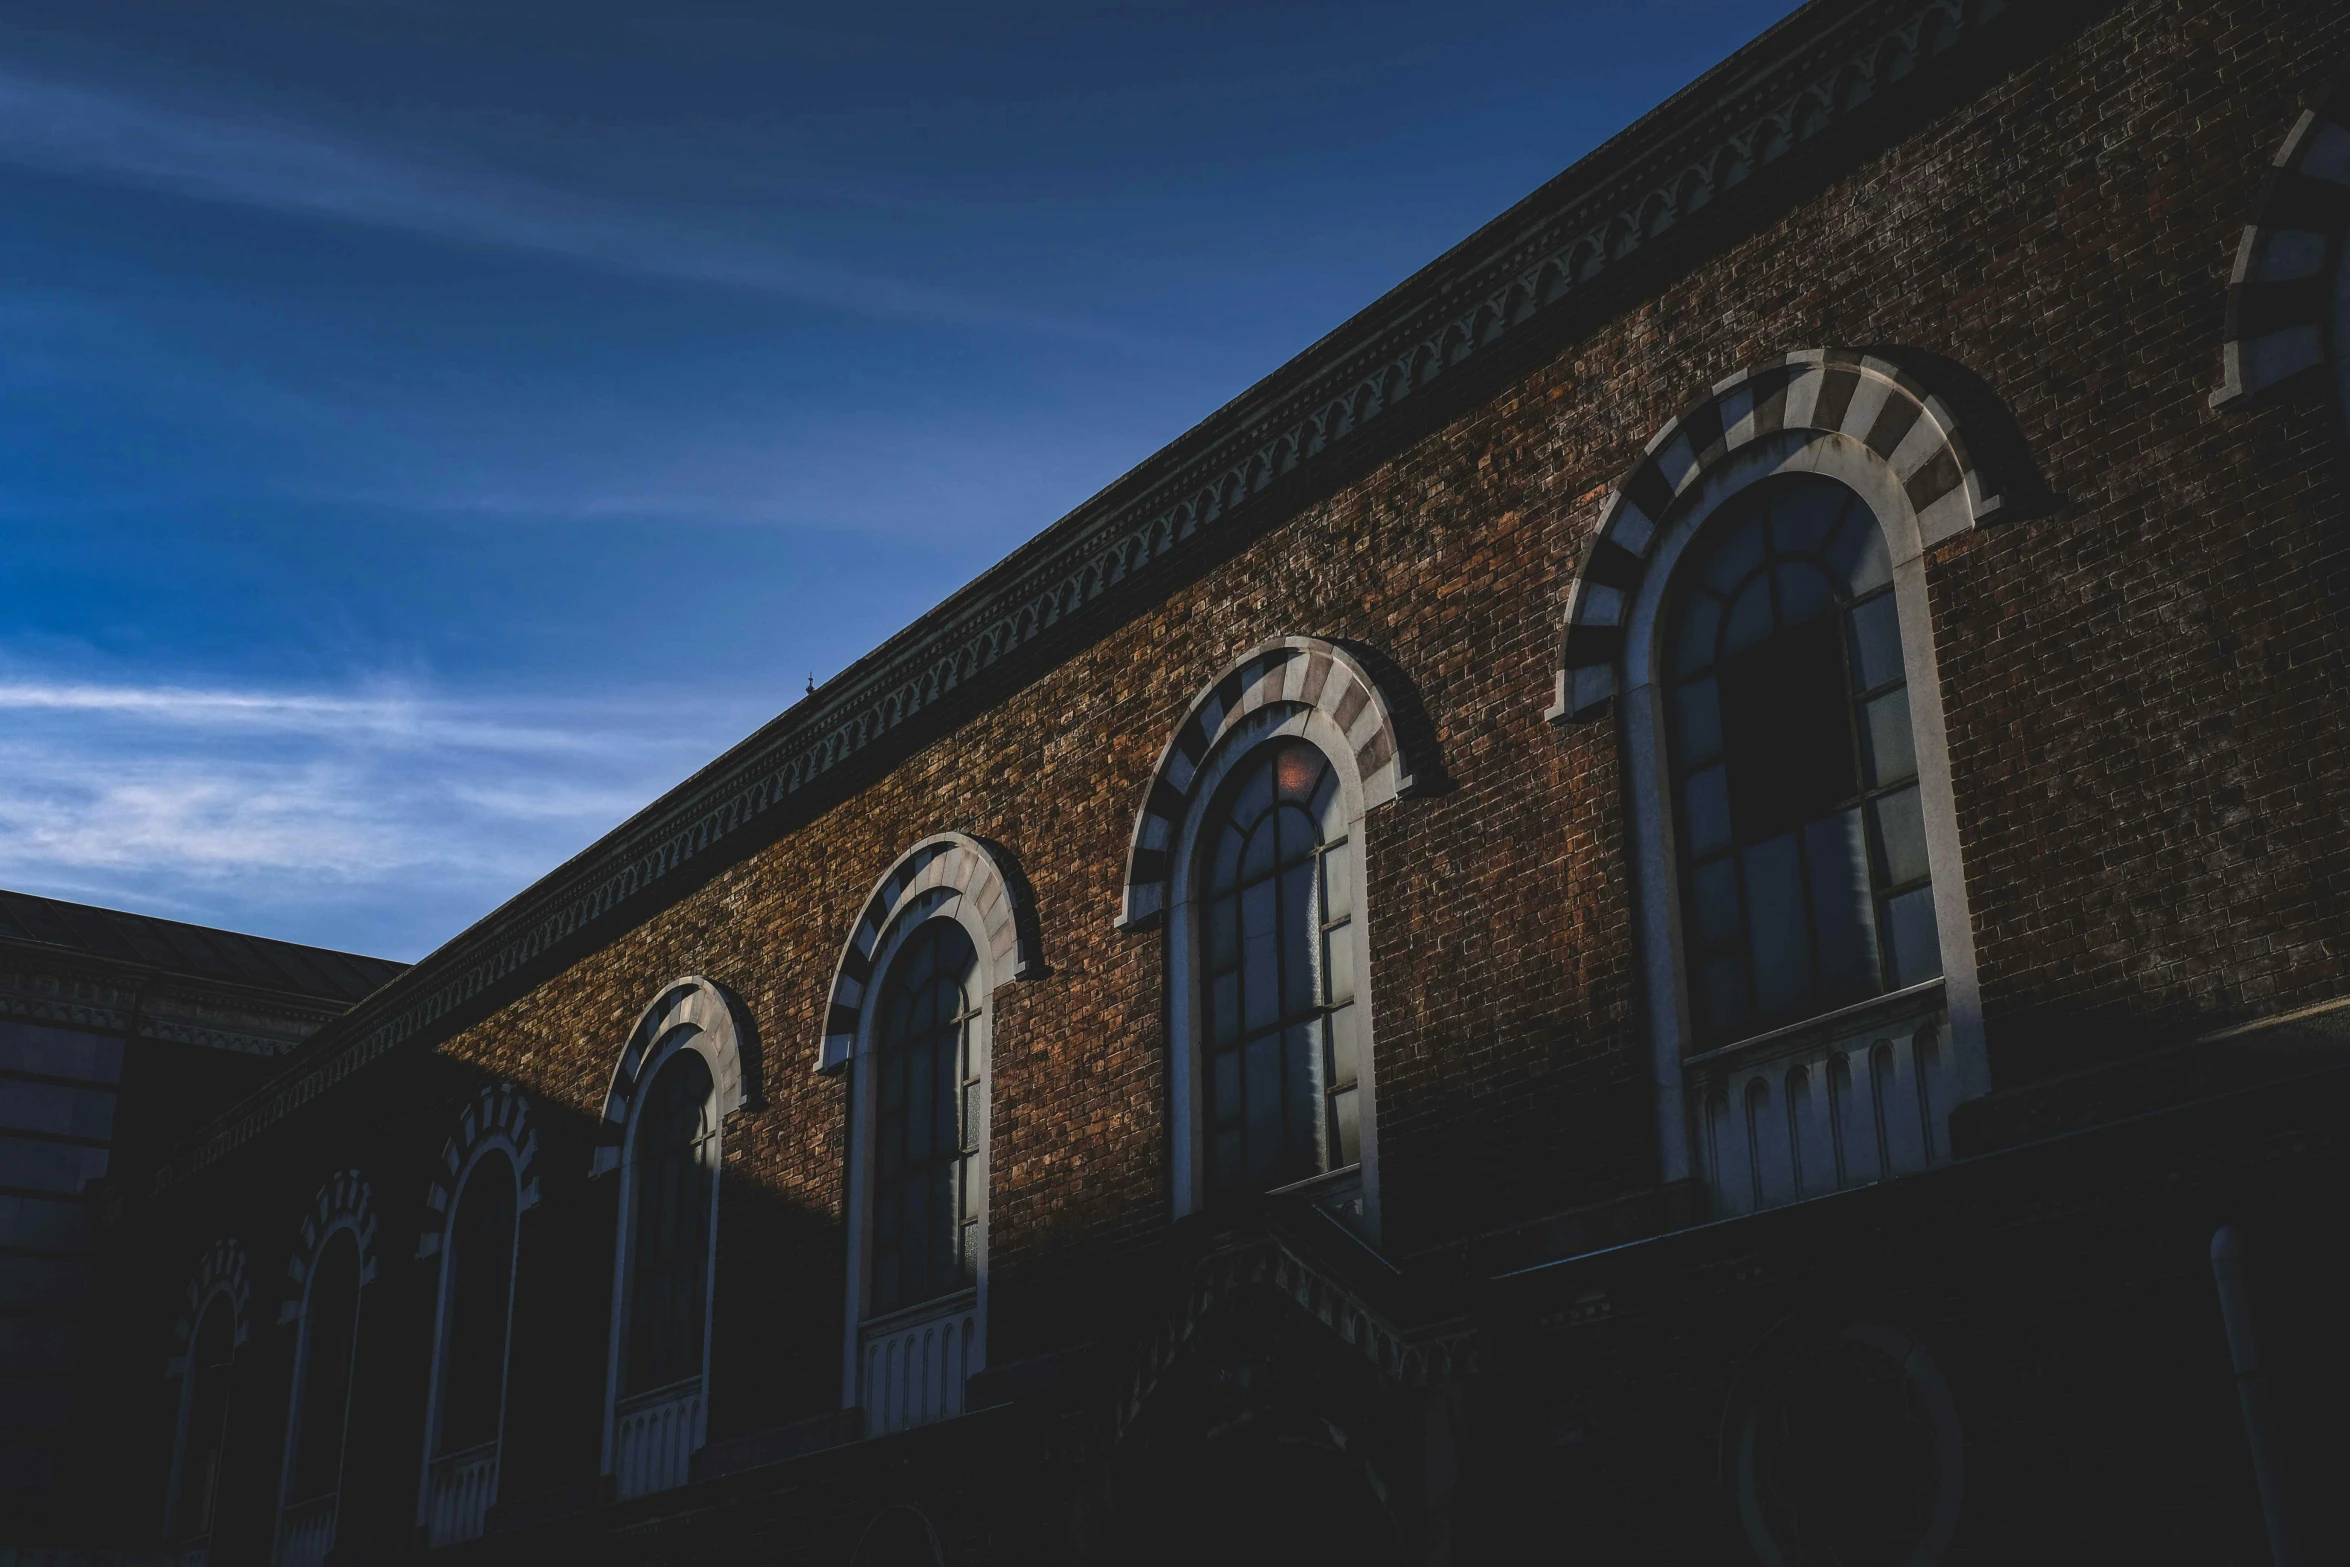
0, 0, 1795, 961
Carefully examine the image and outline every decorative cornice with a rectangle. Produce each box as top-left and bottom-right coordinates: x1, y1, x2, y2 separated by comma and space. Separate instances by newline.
154, 0, 2043, 1193
0, 959, 342, 1059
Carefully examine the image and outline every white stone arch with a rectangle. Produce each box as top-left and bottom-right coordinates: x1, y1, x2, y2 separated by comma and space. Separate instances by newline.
595, 976, 751, 1496
414, 1084, 540, 1543
1597, 419, 1990, 1207
824, 833, 1038, 1432
1141, 639, 1420, 1240
275, 1171, 376, 1567
163, 1238, 250, 1540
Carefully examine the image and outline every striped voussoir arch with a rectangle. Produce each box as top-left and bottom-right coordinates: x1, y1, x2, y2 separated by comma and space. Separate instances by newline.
417, 1082, 542, 1259
817, 833, 1039, 1074
593, 977, 754, 1174
168, 1237, 251, 1374
2212, 69, 2350, 410
1549, 349, 2008, 723
1118, 636, 1419, 933
280, 1170, 378, 1323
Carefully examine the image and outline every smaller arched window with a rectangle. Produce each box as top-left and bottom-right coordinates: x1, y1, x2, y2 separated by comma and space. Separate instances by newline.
170, 1294, 236, 1547
1197, 738, 1359, 1202
871, 920, 980, 1317
423, 1149, 518, 1545
1664, 474, 1939, 1046
625, 1049, 717, 1399
279, 1229, 362, 1567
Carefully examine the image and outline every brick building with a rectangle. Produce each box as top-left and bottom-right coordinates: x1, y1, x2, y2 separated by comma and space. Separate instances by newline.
45, 0, 2350, 1561
0, 891, 403, 1541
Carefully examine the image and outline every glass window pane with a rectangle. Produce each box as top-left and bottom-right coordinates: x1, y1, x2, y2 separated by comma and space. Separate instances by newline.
1742, 832, 1812, 1022
1275, 745, 1324, 804
1804, 809, 1879, 1004
1847, 593, 1904, 691
1327, 1005, 1358, 1091
1211, 973, 1240, 1044
1884, 885, 1943, 988
1210, 827, 1243, 893
1230, 761, 1273, 830
1244, 1035, 1281, 1186
1774, 560, 1836, 628
1829, 511, 1891, 594
1695, 952, 1750, 1041
1241, 818, 1277, 882
1691, 856, 1741, 950
1280, 862, 1317, 1015
1719, 614, 1858, 842
1214, 1128, 1244, 1192
1702, 510, 1766, 596
1332, 1086, 1361, 1170
1683, 765, 1733, 857
1723, 578, 1774, 656
1872, 785, 1932, 887
1672, 593, 1722, 678
1770, 480, 1846, 555
1320, 846, 1352, 926
1276, 804, 1318, 866
1241, 885, 1279, 1032
1323, 925, 1355, 1008
1861, 687, 1917, 787
1283, 1021, 1320, 1174
1674, 677, 1722, 766
1212, 1050, 1241, 1125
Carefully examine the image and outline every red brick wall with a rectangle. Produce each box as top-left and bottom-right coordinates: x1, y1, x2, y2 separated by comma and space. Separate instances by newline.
110, 0, 2350, 1541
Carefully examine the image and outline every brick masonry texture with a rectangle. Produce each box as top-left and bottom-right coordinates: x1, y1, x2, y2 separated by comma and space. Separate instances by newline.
72, 0, 2350, 1559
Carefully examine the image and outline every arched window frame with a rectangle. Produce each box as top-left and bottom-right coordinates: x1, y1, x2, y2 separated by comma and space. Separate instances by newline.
1616, 431, 1987, 1190
415, 1084, 539, 1543
593, 977, 751, 1494
274, 1172, 377, 1567
1126, 637, 1422, 1242
819, 833, 1039, 1432
164, 1239, 250, 1545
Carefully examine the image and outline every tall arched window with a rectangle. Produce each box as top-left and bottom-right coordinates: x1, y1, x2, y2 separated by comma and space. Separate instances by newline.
871, 920, 980, 1317
1196, 738, 1359, 1201
170, 1293, 236, 1548
626, 1049, 716, 1399
279, 1229, 361, 1567
1663, 473, 1939, 1045
825, 834, 1034, 1438
423, 1149, 517, 1545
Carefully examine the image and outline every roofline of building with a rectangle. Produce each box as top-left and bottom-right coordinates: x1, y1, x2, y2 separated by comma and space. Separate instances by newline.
149, 0, 2081, 1193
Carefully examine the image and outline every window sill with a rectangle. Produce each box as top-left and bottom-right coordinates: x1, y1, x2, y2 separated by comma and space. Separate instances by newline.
1683, 978, 1946, 1069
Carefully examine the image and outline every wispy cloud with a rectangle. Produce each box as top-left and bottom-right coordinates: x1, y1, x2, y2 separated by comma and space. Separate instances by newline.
0, 668, 770, 957
0, 64, 1119, 340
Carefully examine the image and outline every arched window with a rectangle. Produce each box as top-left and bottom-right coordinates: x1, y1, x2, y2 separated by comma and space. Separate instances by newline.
870, 920, 980, 1317
1663, 474, 1939, 1045
422, 1149, 518, 1545
597, 978, 745, 1499
279, 1229, 361, 1567
1195, 738, 1359, 1201
824, 834, 1035, 1436
169, 1293, 236, 1547
625, 1048, 717, 1399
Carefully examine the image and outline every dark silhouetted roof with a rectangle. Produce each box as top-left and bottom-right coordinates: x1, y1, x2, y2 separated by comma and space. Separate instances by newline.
0, 889, 405, 1004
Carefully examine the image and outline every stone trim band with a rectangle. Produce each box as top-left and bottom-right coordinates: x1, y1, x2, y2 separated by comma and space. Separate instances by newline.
1549, 348, 2009, 723
417, 1084, 542, 1259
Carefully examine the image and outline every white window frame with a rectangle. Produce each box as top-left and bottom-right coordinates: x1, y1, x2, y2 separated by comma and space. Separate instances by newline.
415, 1136, 525, 1538
274, 1217, 369, 1567
838, 898, 996, 1415
1164, 703, 1385, 1239
599, 1022, 726, 1482
1618, 429, 1989, 1186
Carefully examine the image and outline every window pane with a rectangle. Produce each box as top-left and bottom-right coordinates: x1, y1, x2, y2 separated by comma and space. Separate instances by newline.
1695, 952, 1750, 1041
1674, 677, 1722, 765
1328, 1006, 1358, 1091
1847, 593, 1904, 691
1771, 480, 1846, 555
1243, 1035, 1281, 1186
1210, 827, 1243, 892
1332, 1086, 1361, 1170
1884, 885, 1944, 988
1275, 745, 1324, 804
1861, 687, 1917, 786
1211, 973, 1240, 1044
1774, 560, 1835, 628
1283, 1021, 1320, 1174
1830, 511, 1891, 594
1240, 817, 1277, 882
1320, 846, 1352, 925
1723, 578, 1774, 656
1323, 925, 1355, 1007
1672, 593, 1722, 677
1241, 883, 1279, 1032
1280, 862, 1317, 1015
1872, 786, 1932, 887
1212, 1050, 1241, 1125
1742, 832, 1811, 1022
1214, 1129, 1244, 1192
1691, 856, 1741, 950
438, 1153, 517, 1456
1683, 766, 1733, 857
1804, 810, 1879, 1004
1702, 510, 1766, 596
1720, 614, 1858, 842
